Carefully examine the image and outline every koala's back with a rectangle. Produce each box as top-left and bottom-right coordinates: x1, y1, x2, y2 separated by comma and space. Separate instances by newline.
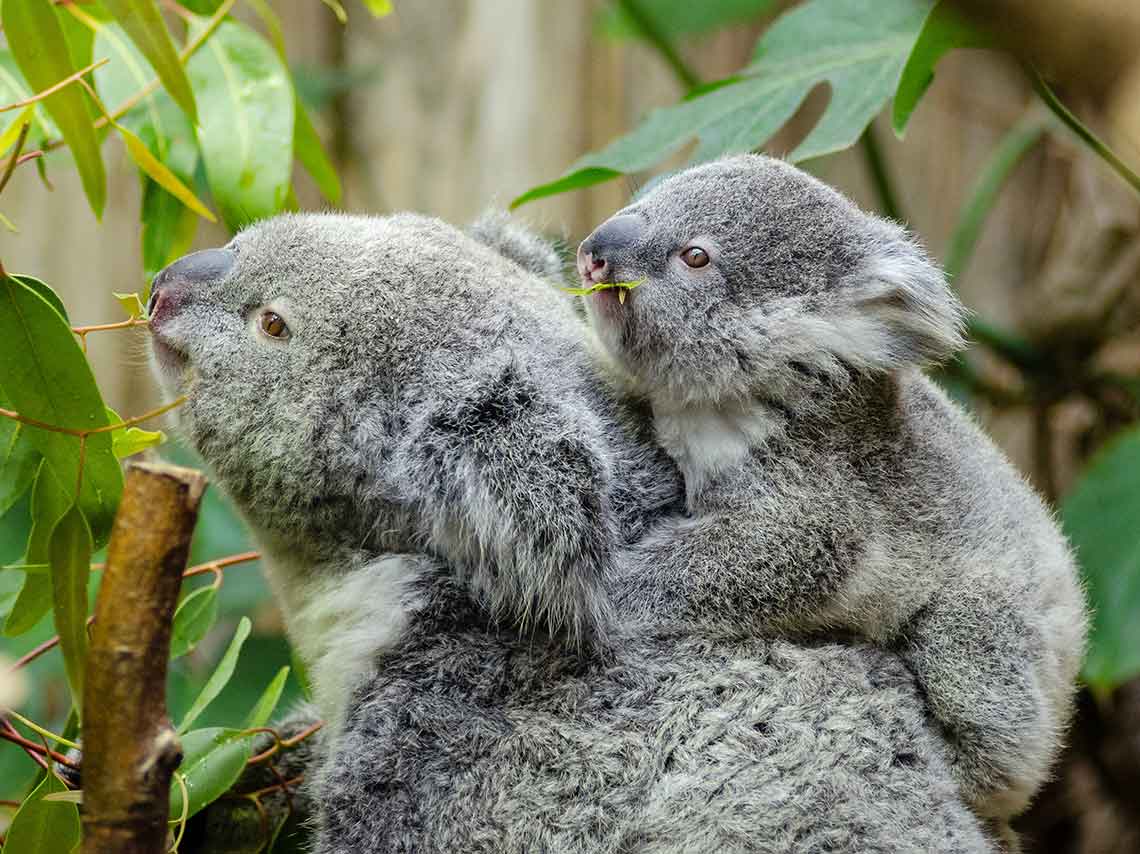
314, 571, 996, 854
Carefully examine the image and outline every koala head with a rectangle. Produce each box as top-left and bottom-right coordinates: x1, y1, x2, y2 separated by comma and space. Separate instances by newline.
576, 154, 966, 409
148, 212, 584, 562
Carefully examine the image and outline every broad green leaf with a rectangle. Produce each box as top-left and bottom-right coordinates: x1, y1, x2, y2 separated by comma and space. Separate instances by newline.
294, 98, 342, 204
179, 616, 252, 732
49, 505, 92, 713
0, 415, 40, 519
513, 0, 931, 206
597, 0, 775, 40
5, 459, 70, 636
169, 727, 255, 820
1062, 427, 1140, 691
3, 773, 81, 853
245, 665, 290, 728
102, 0, 198, 123
187, 18, 294, 230
892, 2, 991, 136
0, 274, 122, 547
169, 585, 218, 659
12, 275, 69, 321
114, 121, 216, 221
2, 0, 106, 217
361, 0, 393, 16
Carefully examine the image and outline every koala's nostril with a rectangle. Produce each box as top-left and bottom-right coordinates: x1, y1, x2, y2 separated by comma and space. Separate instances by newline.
587, 253, 605, 271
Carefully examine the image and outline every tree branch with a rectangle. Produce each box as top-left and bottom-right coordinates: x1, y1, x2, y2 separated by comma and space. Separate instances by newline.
81, 462, 207, 854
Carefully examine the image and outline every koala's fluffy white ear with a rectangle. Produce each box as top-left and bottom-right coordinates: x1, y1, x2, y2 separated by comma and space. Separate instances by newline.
832, 224, 966, 373
468, 210, 566, 283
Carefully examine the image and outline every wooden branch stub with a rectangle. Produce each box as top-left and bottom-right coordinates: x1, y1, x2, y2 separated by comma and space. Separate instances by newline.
82, 462, 207, 854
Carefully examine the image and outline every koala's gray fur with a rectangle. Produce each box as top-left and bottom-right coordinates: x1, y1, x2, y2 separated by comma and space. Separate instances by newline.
578, 154, 1088, 820
150, 211, 1001, 852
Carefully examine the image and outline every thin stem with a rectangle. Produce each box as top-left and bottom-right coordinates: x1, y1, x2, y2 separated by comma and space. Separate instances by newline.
0, 396, 186, 438
859, 125, 903, 222
72, 317, 149, 335
3, 709, 81, 751
48, 0, 237, 153
0, 719, 48, 770
0, 122, 31, 197
181, 550, 260, 579
0, 58, 109, 113
616, 0, 700, 91
0, 719, 78, 768
1030, 67, 1140, 198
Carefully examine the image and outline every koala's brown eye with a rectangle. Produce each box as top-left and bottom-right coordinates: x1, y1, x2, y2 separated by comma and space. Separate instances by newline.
259, 311, 289, 340
681, 246, 710, 268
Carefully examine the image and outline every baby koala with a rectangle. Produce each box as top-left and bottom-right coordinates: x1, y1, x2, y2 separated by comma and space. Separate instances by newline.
577, 154, 1087, 820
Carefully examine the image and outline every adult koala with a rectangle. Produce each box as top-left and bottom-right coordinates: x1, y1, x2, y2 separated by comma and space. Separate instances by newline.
149, 212, 1001, 853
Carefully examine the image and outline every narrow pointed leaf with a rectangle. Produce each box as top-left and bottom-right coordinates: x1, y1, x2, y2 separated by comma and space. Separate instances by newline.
169, 728, 255, 819
141, 176, 200, 283
187, 18, 294, 230
0, 105, 35, 156
244, 666, 291, 728
0, 274, 122, 547
0, 415, 40, 519
3, 773, 81, 853
4, 461, 70, 636
179, 616, 252, 732
50, 504, 93, 713
102, 0, 198, 123
294, 98, 342, 204
115, 121, 215, 220
169, 585, 218, 659
2, 0, 106, 216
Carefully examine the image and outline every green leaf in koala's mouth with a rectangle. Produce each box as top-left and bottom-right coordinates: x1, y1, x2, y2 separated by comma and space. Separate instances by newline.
560, 279, 646, 304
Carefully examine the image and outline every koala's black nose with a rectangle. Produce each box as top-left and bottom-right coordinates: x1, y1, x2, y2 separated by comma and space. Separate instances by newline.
578, 214, 644, 283
148, 248, 235, 316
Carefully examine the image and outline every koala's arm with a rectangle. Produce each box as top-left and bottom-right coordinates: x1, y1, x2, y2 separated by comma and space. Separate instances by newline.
614, 479, 856, 629
392, 357, 617, 644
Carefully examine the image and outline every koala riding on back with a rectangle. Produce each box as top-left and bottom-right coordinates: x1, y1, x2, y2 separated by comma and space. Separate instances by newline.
577, 154, 1088, 820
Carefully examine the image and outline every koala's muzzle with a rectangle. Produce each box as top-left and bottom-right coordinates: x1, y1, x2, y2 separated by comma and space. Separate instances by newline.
148, 248, 236, 318
578, 214, 644, 284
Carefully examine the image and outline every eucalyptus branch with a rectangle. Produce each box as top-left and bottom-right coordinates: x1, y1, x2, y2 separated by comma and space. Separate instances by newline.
1030, 67, 1140, 197
0, 396, 186, 438
616, 0, 701, 91
0, 719, 79, 768
0, 718, 48, 770
0, 58, 109, 114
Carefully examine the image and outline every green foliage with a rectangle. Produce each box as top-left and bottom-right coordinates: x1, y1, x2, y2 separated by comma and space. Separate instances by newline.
169, 585, 220, 660
597, 0, 775, 40
179, 616, 252, 733
101, 0, 198, 123
2, 0, 106, 216
514, 0, 932, 206
2, 772, 81, 854
1062, 427, 1140, 692
48, 505, 93, 713
170, 727, 255, 820
186, 17, 295, 231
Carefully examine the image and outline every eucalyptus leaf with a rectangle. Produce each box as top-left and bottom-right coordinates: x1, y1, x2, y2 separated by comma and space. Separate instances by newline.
49, 504, 93, 713
169, 727, 255, 820
12, 274, 70, 322
186, 18, 294, 230
179, 616, 252, 732
294, 98, 342, 205
513, 0, 931, 206
2, 0, 106, 216
361, 0, 393, 16
1062, 427, 1140, 691
5, 460, 71, 636
245, 665, 291, 728
0, 414, 40, 520
169, 585, 219, 659
102, 0, 198, 123
892, 1, 992, 136
597, 0, 775, 40
0, 50, 60, 145
3, 772, 81, 853
0, 273, 122, 547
